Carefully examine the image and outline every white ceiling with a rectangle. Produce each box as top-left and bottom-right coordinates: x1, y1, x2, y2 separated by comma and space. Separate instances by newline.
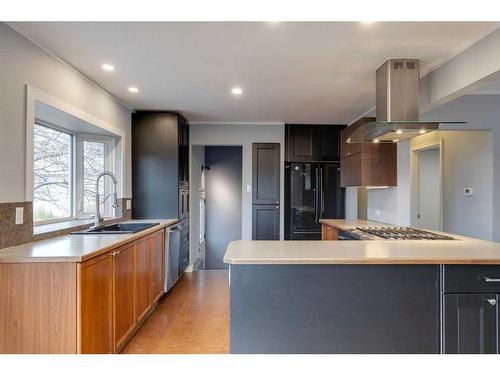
9, 22, 500, 124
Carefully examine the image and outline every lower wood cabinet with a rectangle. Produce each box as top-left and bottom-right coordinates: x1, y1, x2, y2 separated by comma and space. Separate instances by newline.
151, 230, 165, 303
321, 224, 339, 240
113, 243, 136, 350
78, 251, 114, 354
135, 236, 153, 322
78, 229, 165, 353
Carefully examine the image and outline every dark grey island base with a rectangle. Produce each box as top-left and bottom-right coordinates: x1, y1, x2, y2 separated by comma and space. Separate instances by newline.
230, 264, 441, 354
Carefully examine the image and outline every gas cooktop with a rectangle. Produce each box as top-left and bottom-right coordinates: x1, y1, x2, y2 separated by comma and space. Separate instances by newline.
350, 226, 456, 240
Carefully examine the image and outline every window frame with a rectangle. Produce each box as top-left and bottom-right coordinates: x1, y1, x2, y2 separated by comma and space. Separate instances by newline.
26, 86, 127, 229
33, 120, 116, 226
75, 133, 116, 219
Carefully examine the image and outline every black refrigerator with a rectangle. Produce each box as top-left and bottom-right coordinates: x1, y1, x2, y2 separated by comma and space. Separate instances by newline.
285, 162, 345, 240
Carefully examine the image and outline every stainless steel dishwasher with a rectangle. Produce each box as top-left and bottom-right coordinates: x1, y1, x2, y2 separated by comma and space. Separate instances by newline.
165, 224, 181, 292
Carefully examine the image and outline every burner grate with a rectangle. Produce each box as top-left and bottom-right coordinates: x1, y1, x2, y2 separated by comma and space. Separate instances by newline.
355, 226, 455, 240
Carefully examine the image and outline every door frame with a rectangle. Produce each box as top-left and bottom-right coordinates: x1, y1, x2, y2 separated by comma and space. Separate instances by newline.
410, 139, 444, 231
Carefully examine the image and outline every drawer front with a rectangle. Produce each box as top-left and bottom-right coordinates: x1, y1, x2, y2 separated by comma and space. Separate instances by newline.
443, 265, 500, 293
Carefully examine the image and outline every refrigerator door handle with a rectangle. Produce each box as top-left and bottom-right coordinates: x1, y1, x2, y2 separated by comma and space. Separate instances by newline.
319, 166, 324, 220
315, 166, 320, 223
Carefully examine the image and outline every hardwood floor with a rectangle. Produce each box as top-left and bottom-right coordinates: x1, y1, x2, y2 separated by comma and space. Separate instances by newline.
122, 270, 229, 354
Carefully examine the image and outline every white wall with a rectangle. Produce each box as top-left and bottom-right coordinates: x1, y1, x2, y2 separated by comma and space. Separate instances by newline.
190, 124, 285, 240
363, 94, 499, 240
0, 23, 132, 202
412, 131, 493, 240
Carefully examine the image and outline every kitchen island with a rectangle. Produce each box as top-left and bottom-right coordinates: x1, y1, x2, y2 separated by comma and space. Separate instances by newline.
224, 221, 500, 354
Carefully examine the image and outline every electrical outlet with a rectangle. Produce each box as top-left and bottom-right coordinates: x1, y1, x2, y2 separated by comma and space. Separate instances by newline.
15, 207, 24, 225
126, 200, 131, 210
375, 210, 381, 217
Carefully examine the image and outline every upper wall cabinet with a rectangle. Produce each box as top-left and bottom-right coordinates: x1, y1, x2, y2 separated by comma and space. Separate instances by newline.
285, 124, 345, 162
340, 117, 397, 187
132, 112, 189, 219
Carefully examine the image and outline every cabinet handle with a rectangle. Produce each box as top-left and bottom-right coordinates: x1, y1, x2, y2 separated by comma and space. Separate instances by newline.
483, 276, 500, 282
487, 298, 497, 306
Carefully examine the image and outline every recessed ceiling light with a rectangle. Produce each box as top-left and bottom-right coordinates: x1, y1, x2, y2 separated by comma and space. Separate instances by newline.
360, 21, 376, 25
373, 139, 380, 143
231, 87, 243, 96
419, 129, 427, 134
396, 130, 403, 134
102, 64, 115, 71
128, 87, 139, 93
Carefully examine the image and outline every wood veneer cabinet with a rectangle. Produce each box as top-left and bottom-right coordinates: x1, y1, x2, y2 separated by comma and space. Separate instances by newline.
340, 117, 397, 187
113, 243, 136, 351
0, 228, 166, 354
321, 223, 339, 240
151, 230, 165, 303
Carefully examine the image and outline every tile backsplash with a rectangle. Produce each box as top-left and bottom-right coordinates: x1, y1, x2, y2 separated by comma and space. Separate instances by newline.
0, 201, 33, 249
0, 198, 133, 249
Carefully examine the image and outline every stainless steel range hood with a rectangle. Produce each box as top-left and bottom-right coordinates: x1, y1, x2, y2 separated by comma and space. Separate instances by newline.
348, 59, 465, 143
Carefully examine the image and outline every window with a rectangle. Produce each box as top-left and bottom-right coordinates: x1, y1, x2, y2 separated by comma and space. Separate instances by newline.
33, 121, 116, 224
33, 124, 73, 222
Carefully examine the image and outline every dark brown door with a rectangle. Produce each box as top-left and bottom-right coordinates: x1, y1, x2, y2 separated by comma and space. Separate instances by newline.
252, 143, 280, 205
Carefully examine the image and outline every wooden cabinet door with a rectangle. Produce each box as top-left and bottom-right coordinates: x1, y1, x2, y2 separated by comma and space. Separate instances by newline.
443, 294, 498, 354
135, 236, 153, 321
252, 143, 281, 205
315, 126, 342, 161
151, 231, 165, 303
321, 224, 339, 240
113, 243, 136, 350
340, 153, 362, 187
78, 252, 114, 354
286, 125, 314, 162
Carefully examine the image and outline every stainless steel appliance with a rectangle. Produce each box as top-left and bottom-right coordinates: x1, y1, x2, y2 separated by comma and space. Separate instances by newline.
343, 226, 455, 240
286, 162, 345, 240
348, 59, 465, 143
165, 224, 181, 292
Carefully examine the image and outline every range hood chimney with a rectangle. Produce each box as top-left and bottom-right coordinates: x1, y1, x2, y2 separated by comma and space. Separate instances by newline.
348, 59, 465, 143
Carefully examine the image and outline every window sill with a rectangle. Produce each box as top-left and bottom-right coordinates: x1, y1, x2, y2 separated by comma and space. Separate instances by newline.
33, 217, 120, 236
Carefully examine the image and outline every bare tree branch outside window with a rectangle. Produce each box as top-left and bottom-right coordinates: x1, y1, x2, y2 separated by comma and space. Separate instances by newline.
33, 124, 72, 221
83, 141, 105, 215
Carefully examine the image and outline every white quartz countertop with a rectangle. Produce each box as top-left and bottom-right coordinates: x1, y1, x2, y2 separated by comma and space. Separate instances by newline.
225, 220, 500, 265
0, 219, 178, 263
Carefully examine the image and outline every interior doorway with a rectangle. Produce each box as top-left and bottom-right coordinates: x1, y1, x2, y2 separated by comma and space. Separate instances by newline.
204, 146, 243, 270
412, 141, 443, 231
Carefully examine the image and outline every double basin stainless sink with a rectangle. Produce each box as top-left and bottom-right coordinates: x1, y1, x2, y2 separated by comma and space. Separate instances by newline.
71, 222, 160, 235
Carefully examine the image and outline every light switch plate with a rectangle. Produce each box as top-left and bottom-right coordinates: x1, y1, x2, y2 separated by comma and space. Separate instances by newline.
463, 187, 474, 196
126, 199, 131, 210
15, 207, 24, 225
375, 210, 381, 217
246, 184, 252, 193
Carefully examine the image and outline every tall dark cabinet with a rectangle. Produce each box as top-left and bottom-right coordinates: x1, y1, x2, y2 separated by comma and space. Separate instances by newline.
284, 124, 346, 240
132, 112, 190, 274
252, 143, 280, 240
